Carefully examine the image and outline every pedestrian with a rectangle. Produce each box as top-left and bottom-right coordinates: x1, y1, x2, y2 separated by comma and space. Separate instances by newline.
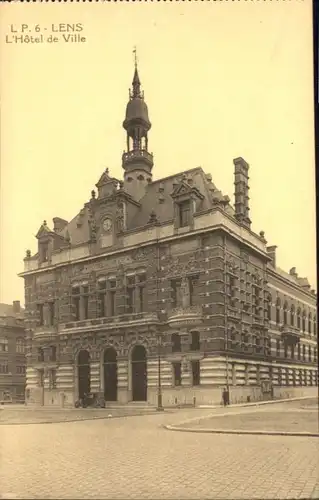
222, 387, 228, 407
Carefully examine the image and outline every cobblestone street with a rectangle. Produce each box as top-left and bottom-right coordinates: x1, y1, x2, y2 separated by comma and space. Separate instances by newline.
0, 401, 318, 499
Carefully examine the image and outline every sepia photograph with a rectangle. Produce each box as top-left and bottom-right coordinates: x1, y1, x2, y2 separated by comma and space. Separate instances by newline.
0, 1, 318, 499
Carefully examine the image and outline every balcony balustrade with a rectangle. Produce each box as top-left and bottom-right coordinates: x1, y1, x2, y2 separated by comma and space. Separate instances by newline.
33, 325, 58, 342
122, 149, 154, 168
167, 305, 203, 329
280, 324, 302, 345
60, 311, 159, 334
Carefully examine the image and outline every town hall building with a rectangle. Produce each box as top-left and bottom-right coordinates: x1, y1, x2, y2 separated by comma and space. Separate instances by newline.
20, 62, 318, 407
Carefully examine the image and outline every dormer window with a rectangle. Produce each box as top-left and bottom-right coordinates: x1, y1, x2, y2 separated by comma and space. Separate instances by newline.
40, 242, 49, 263
179, 201, 190, 227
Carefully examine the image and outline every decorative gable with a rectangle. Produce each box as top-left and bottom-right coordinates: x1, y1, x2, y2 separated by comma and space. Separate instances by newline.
36, 220, 53, 240
95, 168, 120, 199
171, 179, 204, 202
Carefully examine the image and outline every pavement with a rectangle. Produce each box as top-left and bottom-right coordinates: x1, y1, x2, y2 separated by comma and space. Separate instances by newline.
0, 405, 166, 425
165, 398, 319, 437
0, 398, 319, 499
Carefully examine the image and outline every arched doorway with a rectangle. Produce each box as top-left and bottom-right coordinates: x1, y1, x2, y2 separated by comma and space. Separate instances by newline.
103, 347, 118, 401
131, 345, 147, 402
78, 350, 90, 398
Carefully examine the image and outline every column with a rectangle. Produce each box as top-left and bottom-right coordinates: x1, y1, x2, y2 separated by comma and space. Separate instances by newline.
90, 351, 101, 393
117, 358, 129, 403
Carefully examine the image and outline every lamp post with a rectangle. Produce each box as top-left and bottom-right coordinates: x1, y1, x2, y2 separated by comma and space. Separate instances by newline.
156, 333, 164, 411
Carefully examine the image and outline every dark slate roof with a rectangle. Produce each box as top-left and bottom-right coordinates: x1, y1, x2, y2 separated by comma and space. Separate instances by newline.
131, 167, 235, 227
36, 167, 235, 251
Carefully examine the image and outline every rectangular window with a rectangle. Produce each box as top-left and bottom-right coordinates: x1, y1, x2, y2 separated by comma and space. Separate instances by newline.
191, 361, 200, 386
171, 279, 181, 308
276, 307, 280, 325
72, 287, 80, 321
98, 281, 106, 317
276, 340, 280, 357
190, 332, 200, 351
171, 333, 181, 353
38, 348, 44, 362
109, 280, 116, 316
173, 362, 182, 386
50, 346, 57, 362
0, 337, 8, 352
49, 301, 55, 326
229, 276, 236, 298
126, 276, 135, 314
82, 286, 89, 320
284, 344, 288, 358
17, 366, 26, 375
189, 275, 199, 306
41, 242, 49, 262
16, 339, 25, 354
37, 303, 44, 326
297, 343, 301, 360
308, 346, 312, 362
137, 273, 146, 312
0, 363, 9, 374
179, 201, 190, 227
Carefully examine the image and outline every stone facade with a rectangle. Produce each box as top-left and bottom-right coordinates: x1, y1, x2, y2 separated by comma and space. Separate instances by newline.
0, 301, 26, 403
20, 64, 318, 407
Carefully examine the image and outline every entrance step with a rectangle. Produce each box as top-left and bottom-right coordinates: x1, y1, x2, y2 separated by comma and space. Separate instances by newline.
103, 402, 156, 411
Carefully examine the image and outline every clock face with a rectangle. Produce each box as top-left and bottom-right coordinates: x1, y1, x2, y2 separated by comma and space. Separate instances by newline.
102, 218, 112, 232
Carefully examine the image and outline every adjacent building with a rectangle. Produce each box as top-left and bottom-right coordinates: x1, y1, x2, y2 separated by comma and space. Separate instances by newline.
0, 301, 26, 403
20, 63, 318, 407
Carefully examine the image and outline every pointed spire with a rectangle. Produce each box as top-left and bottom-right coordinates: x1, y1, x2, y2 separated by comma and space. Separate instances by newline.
131, 46, 141, 98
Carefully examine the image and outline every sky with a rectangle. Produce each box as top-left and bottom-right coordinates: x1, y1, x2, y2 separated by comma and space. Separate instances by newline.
0, 1, 316, 306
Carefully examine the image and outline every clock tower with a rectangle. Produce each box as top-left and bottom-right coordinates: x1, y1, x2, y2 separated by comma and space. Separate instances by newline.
122, 53, 153, 201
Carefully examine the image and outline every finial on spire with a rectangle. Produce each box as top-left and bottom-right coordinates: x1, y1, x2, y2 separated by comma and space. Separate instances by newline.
131, 46, 142, 98
133, 46, 138, 69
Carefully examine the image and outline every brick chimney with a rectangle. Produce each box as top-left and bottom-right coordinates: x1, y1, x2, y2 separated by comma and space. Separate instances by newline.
53, 217, 68, 233
12, 300, 20, 314
233, 157, 251, 229
289, 267, 298, 278
267, 246, 277, 268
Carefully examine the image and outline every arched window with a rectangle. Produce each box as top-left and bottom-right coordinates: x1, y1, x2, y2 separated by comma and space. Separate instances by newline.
276, 298, 281, 324
302, 310, 306, 332
16, 338, 25, 354
0, 337, 8, 352
290, 304, 295, 326
283, 301, 288, 325
297, 307, 301, 329
308, 313, 312, 334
